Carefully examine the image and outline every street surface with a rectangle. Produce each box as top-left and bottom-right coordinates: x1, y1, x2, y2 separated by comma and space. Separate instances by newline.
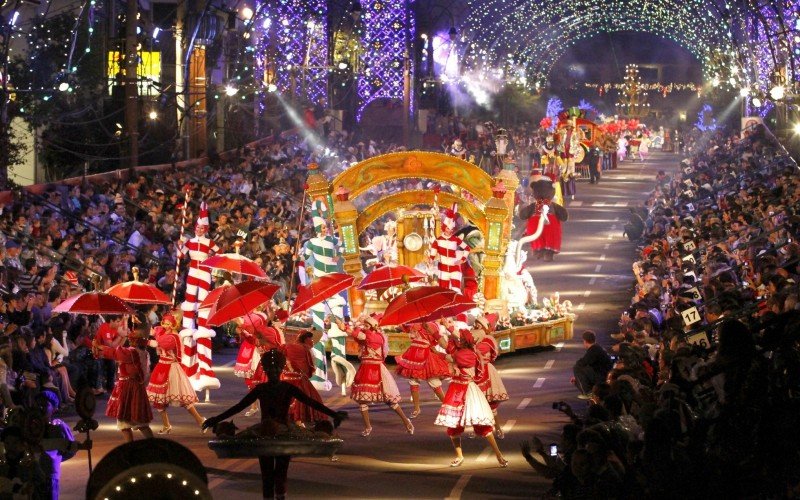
61, 152, 678, 499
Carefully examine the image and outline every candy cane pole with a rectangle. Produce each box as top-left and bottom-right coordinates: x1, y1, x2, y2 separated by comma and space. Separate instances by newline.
172, 186, 191, 307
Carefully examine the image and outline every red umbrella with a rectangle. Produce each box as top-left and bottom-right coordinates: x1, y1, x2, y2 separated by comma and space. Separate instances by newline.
106, 281, 171, 305
205, 281, 281, 326
291, 273, 354, 315
53, 292, 135, 315
200, 253, 267, 278
411, 294, 477, 324
358, 265, 426, 290
198, 285, 231, 311
379, 286, 458, 327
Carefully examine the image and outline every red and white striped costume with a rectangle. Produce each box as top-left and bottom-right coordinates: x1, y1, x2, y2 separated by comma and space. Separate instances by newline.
430, 234, 470, 292
177, 203, 220, 392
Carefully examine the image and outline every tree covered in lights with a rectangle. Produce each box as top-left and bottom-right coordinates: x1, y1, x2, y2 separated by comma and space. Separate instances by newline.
8, 12, 114, 179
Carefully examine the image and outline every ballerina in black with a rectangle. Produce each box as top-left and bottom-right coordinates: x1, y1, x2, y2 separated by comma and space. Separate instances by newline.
203, 349, 347, 499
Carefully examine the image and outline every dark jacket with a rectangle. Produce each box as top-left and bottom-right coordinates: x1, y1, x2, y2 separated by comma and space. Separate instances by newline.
575, 344, 613, 376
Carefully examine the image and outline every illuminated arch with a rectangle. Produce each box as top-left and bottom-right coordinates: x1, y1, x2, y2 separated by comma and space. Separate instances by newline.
462, 0, 737, 83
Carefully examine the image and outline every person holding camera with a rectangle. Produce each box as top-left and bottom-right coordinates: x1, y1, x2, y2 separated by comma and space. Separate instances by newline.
571, 330, 613, 399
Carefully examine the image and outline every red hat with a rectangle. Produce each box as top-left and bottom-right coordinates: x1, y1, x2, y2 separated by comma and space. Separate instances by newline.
196, 201, 210, 227
442, 203, 458, 229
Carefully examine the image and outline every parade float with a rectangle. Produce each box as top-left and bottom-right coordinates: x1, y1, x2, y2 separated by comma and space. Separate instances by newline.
286, 152, 575, 360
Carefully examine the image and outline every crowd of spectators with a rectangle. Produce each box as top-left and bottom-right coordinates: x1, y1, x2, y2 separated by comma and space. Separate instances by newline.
522, 125, 800, 498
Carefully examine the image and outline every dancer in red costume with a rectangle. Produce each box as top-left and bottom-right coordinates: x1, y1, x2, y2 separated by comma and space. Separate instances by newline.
238, 311, 284, 417
93, 320, 154, 442
146, 312, 206, 434
333, 316, 414, 436
282, 331, 330, 425
396, 322, 450, 419
434, 329, 507, 468
473, 317, 509, 439
204, 349, 347, 500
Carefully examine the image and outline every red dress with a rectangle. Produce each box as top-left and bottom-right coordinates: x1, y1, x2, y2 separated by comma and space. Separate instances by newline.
146, 328, 199, 410
245, 320, 285, 388
101, 346, 153, 429
475, 336, 509, 404
282, 343, 329, 422
434, 339, 494, 435
396, 324, 451, 381
525, 199, 562, 253
349, 327, 402, 404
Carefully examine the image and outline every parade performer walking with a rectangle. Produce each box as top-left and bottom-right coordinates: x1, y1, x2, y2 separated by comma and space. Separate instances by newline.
282, 330, 330, 425
236, 311, 285, 417
176, 201, 221, 394
334, 316, 414, 436
146, 312, 206, 434
435, 329, 507, 467
557, 117, 581, 200
396, 322, 450, 419
518, 175, 569, 262
539, 135, 558, 179
93, 320, 154, 442
203, 349, 347, 500
302, 200, 355, 393
473, 317, 509, 439
429, 204, 470, 293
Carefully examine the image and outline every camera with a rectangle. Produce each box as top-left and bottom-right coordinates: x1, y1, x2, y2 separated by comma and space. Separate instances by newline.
549, 444, 558, 457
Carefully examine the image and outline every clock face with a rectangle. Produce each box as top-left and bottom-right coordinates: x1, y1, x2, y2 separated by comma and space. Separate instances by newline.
403, 233, 423, 252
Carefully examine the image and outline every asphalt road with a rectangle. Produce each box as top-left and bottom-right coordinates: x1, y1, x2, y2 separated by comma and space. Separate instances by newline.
60, 152, 680, 499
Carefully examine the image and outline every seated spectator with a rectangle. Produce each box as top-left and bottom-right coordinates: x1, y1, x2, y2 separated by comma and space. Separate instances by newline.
571, 330, 613, 399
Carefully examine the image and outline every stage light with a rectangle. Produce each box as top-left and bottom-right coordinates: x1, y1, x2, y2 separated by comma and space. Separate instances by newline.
262, 18, 271, 29
751, 97, 762, 107
148, 111, 158, 120
793, 123, 800, 135
770, 85, 785, 100
267, 83, 278, 93
241, 7, 254, 21
338, 62, 348, 70
739, 87, 749, 97
58, 82, 69, 92
153, 27, 161, 38
224, 85, 239, 96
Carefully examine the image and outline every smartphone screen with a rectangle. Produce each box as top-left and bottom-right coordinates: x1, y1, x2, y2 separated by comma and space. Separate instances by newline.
549, 444, 558, 457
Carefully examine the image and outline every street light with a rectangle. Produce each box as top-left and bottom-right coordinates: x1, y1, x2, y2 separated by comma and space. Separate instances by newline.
148, 110, 158, 120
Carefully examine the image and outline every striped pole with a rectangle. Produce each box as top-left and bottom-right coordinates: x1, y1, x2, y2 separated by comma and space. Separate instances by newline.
172, 185, 191, 307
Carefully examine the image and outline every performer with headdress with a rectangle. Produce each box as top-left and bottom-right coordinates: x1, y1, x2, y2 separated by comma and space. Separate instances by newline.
557, 115, 582, 200
473, 317, 509, 439
539, 135, 558, 179
302, 199, 353, 393
429, 204, 470, 293
333, 315, 414, 437
93, 318, 154, 442
237, 311, 285, 417
434, 328, 507, 468
176, 201, 221, 394
146, 311, 207, 434
396, 322, 450, 419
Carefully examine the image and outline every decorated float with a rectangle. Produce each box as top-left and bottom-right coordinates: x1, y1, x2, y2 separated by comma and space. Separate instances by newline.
286, 152, 575, 358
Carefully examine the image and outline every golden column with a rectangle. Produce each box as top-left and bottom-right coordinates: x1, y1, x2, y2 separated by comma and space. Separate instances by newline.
305, 163, 331, 202
483, 181, 510, 301
332, 184, 366, 318
495, 159, 519, 240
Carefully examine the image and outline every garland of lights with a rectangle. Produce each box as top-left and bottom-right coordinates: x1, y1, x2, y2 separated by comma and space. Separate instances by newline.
356, 0, 414, 121
584, 82, 702, 95
461, 0, 741, 89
